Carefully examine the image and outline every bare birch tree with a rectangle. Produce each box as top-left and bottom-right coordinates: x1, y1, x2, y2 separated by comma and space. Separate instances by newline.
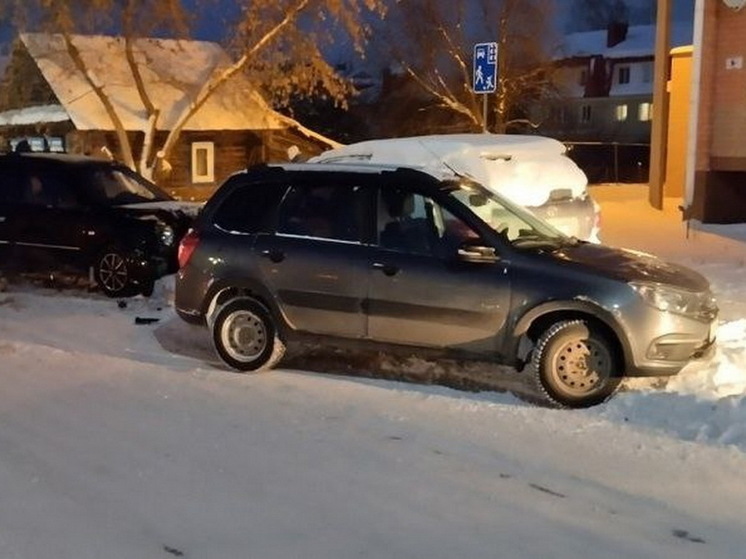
376, 0, 558, 134
2, 0, 385, 179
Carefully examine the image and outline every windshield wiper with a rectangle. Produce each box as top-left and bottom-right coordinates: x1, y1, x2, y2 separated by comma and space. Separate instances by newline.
511, 233, 565, 249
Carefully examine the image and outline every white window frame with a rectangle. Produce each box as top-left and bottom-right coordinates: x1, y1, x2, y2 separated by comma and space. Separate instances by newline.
615, 104, 629, 122
638, 102, 653, 122
191, 141, 215, 184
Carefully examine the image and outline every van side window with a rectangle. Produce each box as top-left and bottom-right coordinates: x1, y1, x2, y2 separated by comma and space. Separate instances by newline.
378, 188, 482, 256
213, 182, 286, 234
277, 183, 367, 243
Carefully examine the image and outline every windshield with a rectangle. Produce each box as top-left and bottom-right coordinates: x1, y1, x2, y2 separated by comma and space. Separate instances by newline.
83, 166, 171, 206
446, 178, 571, 248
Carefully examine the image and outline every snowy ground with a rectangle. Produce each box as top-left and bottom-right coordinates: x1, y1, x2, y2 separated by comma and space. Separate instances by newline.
2, 184, 746, 558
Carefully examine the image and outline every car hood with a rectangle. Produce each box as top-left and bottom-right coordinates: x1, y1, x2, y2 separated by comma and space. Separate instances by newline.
551, 242, 710, 291
116, 201, 201, 230
119, 200, 203, 217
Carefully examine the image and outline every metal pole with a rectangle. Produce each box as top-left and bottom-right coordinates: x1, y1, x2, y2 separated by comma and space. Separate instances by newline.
483, 94, 488, 132
649, 0, 672, 209
614, 142, 620, 183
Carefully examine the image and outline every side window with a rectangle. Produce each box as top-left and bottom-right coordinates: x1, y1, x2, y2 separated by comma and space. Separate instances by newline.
213, 182, 286, 234
276, 183, 367, 243
378, 187, 482, 256
21, 170, 77, 208
0, 162, 24, 204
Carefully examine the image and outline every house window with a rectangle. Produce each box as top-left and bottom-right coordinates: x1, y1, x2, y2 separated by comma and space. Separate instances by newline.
191, 141, 215, 183
639, 102, 653, 122
618, 66, 631, 85
641, 62, 653, 83
580, 105, 592, 123
615, 104, 628, 121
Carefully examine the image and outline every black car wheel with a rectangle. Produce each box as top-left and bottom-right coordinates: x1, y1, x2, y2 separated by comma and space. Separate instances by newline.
95, 247, 136, 298
531, 320, 622, 408
212, 298, 286, 372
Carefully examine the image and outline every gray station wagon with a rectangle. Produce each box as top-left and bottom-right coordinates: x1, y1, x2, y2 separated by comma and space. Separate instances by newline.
174, 163, 718, 408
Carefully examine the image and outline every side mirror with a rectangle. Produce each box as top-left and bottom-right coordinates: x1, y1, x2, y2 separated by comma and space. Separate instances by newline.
457, 244, 498, 264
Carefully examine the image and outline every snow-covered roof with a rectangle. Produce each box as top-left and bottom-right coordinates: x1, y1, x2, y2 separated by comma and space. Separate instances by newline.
559, 23, 693, 60
19, 33, 286, 133
0, 103, 70, 126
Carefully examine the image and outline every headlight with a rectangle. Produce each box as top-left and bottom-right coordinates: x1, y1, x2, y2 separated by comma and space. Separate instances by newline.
629, 281, 717, 321
156, 223, 175, 247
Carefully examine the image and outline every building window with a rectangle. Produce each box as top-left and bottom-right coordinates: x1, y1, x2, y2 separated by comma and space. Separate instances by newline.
639, 102, 653, 122
191, 141, 215, 183
580, 105, 592, 123
615, 104, 628, 121
641, 62, 653, 83
618, 66, 631, 85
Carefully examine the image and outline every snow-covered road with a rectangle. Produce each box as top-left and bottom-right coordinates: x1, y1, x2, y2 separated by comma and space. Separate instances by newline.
1, 185, 746, 558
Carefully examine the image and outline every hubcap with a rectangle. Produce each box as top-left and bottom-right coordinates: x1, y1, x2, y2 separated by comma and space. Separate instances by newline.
99, 253, 128, 293
551, 338, 612, 396
221, 310, 268, 362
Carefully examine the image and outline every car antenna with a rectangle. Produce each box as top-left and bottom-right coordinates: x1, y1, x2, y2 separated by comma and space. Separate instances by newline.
415, 139, 476, 182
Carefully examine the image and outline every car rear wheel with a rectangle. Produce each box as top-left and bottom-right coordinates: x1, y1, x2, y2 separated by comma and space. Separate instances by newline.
95, 247, 137, 298
531, 320, 622, 408
212, 298, 286, 372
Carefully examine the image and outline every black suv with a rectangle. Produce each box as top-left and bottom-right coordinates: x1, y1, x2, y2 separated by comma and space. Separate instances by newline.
0, 152, 195, 296
175, 164, 717, 408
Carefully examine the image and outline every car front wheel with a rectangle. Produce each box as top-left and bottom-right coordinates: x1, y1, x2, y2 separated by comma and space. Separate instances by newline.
212, 298, 286, 372
95, 247, 136, 298
531, 320, 622, 408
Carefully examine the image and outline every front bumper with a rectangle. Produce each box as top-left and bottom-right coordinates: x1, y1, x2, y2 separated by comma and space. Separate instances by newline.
624, 315, 718, 377
126, 251, 172, 286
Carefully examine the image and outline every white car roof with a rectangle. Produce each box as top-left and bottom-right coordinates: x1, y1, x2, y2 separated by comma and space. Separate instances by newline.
310, 134, 588, 207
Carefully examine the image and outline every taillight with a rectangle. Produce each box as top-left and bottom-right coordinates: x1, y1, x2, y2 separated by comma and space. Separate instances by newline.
178, 228, 200, 268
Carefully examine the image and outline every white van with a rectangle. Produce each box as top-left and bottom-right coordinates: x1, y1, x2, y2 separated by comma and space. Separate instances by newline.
310, 134, 600, 242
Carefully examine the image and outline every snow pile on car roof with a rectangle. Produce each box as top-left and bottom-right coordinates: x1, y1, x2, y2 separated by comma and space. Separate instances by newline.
310, 134, 588, 207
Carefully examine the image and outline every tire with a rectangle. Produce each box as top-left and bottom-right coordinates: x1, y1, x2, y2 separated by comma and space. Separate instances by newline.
139, 277, 155, 297
531, 320, 622, 408
212, 298, 286, 372
95, 247, 136, 298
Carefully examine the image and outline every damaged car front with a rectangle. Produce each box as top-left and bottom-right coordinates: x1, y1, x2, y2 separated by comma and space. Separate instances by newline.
0, 153, 198, 297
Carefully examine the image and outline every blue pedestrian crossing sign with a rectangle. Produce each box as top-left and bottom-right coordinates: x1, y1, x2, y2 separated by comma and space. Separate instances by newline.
473, 42, 498, 94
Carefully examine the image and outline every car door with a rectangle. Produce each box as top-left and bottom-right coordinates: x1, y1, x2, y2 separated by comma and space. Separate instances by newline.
253, 176, 374, 338
366, 184, 511, 355
0, 158, 25, 267
12, 161, 94, 273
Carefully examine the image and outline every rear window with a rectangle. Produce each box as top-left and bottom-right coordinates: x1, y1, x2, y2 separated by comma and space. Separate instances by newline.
212, 182, 286, 233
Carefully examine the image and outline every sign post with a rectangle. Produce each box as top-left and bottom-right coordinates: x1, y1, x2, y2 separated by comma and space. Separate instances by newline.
473, 42, 498, 132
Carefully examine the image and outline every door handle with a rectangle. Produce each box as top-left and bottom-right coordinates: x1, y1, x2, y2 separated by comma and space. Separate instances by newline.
372, 262, 399, 276
260, 249, 285, 263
